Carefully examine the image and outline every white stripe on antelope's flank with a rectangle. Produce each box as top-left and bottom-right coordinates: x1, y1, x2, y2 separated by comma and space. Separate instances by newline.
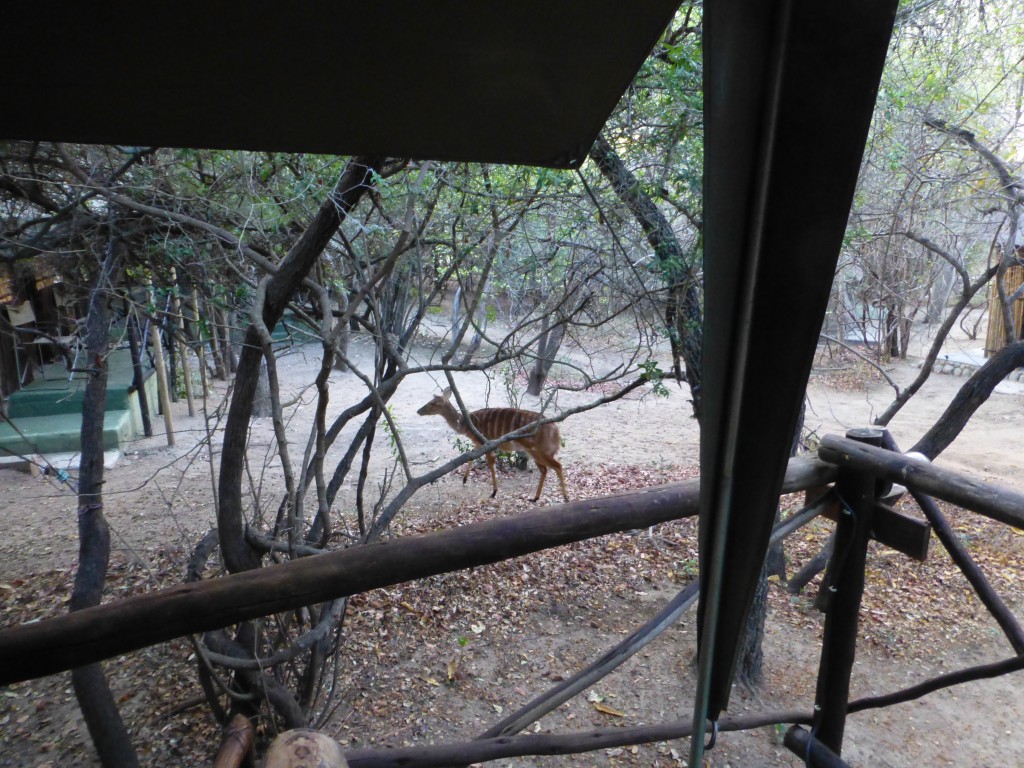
417, 388, 568, 502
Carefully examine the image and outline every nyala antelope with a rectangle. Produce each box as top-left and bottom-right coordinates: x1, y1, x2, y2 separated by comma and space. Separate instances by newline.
417, 388, 568, 502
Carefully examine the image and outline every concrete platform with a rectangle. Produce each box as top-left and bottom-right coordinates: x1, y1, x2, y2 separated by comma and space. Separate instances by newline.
0, 449, 121, 474
929, 346, 1024, 383
0, 347, 159, 461
0, 410, 133, 457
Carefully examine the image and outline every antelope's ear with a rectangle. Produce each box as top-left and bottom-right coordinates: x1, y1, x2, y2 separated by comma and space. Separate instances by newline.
442, 387, 453, 398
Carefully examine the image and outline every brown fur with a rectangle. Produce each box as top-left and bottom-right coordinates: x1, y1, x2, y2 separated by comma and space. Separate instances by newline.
417, 388, 568, 502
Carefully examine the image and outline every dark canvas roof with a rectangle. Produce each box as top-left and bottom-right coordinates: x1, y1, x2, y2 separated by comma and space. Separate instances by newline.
3, 2, 679, 168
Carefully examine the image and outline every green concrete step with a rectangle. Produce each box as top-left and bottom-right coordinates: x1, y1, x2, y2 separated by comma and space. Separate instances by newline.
7, 382, 133, 418
0, 410, 133, 457
6, 347, 146, 418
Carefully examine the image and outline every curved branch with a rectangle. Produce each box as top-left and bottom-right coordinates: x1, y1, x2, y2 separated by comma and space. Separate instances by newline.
479, 497, 826, 739
819, 333, 900, 395
924, 118, 1023, 203
54, 144, 277, 273
343, 649, 1024, 768
343, 709, 814, 768
874, 259, 998, 427
218, 156, 382, 574
911, 340, 1024, 458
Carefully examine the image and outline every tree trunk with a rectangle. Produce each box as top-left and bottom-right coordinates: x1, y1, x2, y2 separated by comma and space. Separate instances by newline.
911, 340, 1024, 459
71, 238, 139, 768
208, 304, 229, 381
332, 287, 350, 372
787, 531, 836, 596
738, 399, 804, 683
220, 308, 238, 374
253, 358, 272, 418
736, 562, 768, 688
126, 311, 153, 438
588, 134, 703, 420
527, 314, 566, 396
456, 278, 490, 367
166, 315, 179, 403
218, 157, 382, 575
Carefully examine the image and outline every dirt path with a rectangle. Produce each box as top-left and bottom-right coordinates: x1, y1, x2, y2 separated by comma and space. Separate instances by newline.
1, 326, 1022, 766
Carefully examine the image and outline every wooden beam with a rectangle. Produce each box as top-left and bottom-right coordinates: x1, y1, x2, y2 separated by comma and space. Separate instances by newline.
818, 435, 1024, 530
869, 503, 930, 562
0, 457, 838, 684
820, 501, 930, 561
910, 489, 1024, 654
212, 715, 255, 768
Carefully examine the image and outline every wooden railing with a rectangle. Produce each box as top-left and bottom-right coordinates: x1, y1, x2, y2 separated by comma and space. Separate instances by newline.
5, 430, 1024, 767
0, 456, 835, 685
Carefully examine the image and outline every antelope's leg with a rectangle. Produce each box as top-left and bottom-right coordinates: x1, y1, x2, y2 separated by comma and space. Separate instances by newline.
462, 459, 472, 484
532, 464, 548, 502
486, 451, 499, 497
552, 459, 569, 502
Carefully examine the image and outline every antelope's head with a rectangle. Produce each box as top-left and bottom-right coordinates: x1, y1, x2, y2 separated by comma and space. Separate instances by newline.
417, 387, 453, 417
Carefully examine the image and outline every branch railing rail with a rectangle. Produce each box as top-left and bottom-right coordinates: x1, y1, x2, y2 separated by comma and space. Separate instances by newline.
5, 434, 1024, 766
0, 457, 835, 685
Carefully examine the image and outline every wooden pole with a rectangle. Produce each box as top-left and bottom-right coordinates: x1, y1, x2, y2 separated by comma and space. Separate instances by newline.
879, 429, 1024, 654
171, 268, 195, 417
266, 731, 347, 768
911, 489, 1024, 653
0, 456, 837, 684
212, 715, 255, 768
818, 433, 1024, 530
811, 427, 881, 753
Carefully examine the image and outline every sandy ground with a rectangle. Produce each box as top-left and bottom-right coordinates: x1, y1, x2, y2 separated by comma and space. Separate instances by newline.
1, 318, 1023, 766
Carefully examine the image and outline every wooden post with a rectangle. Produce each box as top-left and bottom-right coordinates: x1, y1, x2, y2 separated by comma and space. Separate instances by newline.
212, 714, 254, 768
147, 309, 176, 447
266, 731, 347, 768
811, 427, 881, 753
171, 268, 195, 417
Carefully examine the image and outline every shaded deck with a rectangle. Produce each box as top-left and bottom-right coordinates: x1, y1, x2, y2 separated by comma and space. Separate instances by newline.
0, 348, 157, 460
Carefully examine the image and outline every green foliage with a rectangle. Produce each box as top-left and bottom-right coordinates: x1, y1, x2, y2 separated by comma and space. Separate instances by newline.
384, 405, 402, 459
451, 435, 524, 471
499, 362, 523, 410
640, 360, 670, 397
